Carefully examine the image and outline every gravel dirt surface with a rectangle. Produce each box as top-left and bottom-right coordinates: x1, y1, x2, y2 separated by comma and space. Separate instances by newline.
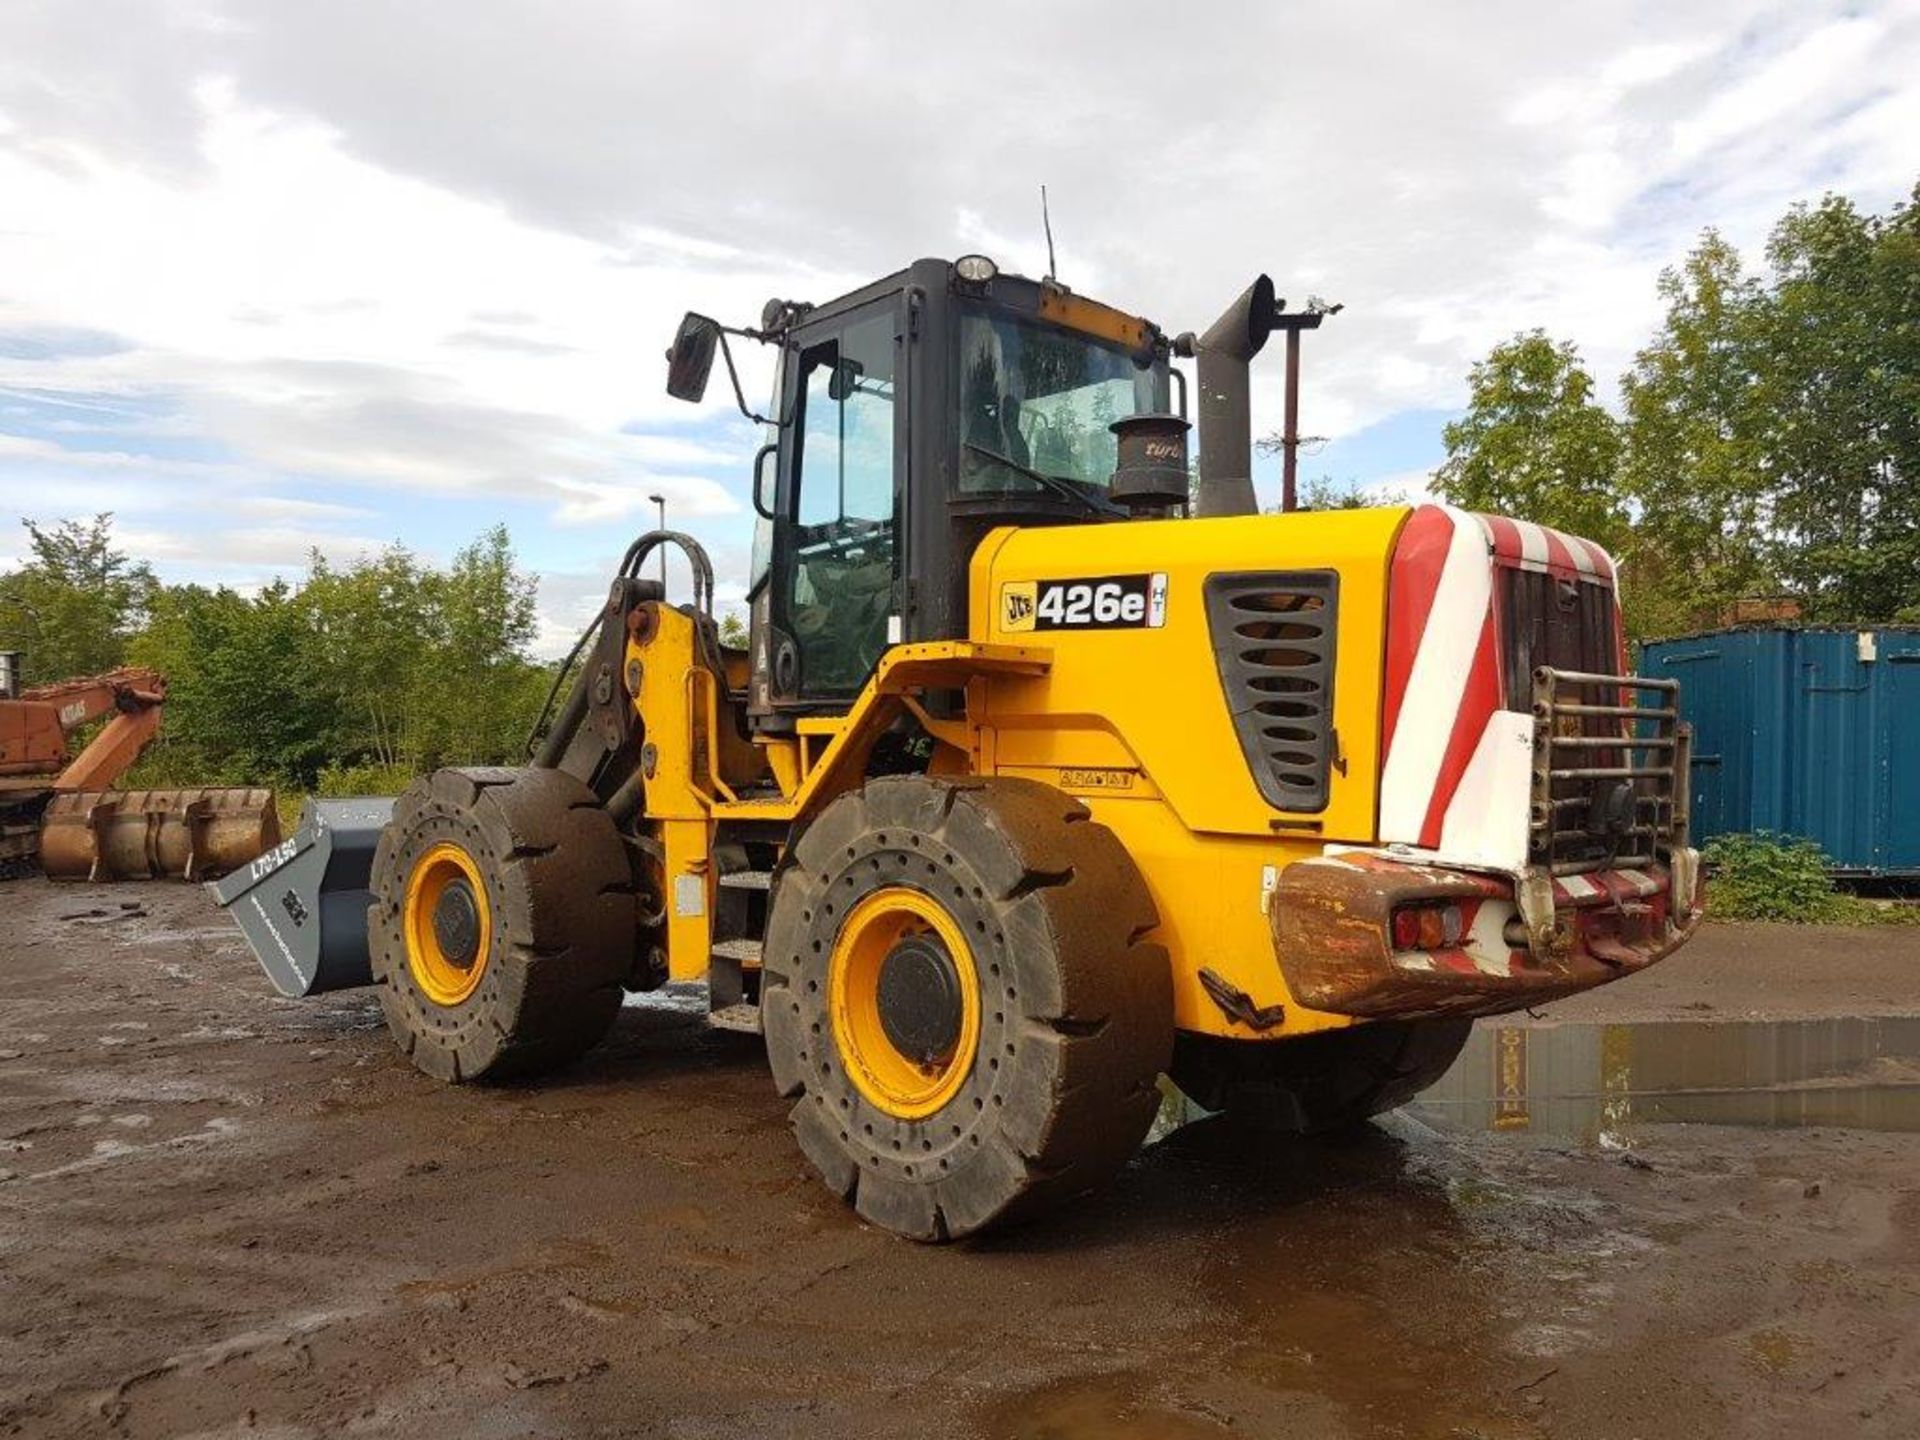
1522, 919, 1920, 1024
2, 882, 1917, 1439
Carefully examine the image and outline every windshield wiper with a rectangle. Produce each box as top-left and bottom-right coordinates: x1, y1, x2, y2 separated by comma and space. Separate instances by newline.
964, 443, 1125, 518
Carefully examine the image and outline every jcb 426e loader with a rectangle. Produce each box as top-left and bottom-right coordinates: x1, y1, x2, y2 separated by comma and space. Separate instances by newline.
234, 259, 1702, 1240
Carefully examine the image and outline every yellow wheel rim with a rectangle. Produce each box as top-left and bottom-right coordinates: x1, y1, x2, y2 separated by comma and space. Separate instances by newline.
828, 886, 980, 1120
403, 842, 493, 1007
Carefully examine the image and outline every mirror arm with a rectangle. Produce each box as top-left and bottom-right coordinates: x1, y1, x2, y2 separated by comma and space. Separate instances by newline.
714, 331, 768, 425
714, 329, 798, 429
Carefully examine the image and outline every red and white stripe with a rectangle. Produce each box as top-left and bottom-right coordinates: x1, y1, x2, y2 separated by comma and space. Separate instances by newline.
1551, 866, 1666, 908
1378, 507, 1499, 847
1473, 514, 1615, 582
1378, 506, 1617, 865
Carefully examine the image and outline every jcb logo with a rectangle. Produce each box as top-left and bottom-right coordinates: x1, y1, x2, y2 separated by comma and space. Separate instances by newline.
999, 574, 1166, 634
1002, 582, 1037, 632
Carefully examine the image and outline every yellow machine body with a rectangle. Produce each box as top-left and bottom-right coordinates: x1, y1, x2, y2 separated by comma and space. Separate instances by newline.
629, 506, 1406, 1040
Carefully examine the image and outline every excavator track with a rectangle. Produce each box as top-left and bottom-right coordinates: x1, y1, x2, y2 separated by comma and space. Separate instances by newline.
0, 780, 48, 878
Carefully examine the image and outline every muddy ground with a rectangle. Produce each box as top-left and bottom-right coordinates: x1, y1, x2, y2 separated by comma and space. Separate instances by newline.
1, 882, 1916, 1440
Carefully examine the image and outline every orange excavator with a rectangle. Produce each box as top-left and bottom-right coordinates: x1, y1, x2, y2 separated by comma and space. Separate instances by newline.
0, 652, 279, 881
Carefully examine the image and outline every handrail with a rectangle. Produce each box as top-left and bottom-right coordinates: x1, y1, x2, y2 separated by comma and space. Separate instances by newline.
685, 667, 739, 805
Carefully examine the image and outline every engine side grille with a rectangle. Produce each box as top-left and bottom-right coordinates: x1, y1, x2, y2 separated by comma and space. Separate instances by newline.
1204, 571, 1339, 813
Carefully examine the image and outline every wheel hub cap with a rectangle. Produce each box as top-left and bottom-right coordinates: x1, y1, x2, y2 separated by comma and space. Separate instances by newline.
431, 879, 482, 968
876, 934, 963, 1065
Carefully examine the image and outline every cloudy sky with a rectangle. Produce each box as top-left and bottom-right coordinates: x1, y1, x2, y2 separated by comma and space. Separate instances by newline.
3, 1, 1916, 652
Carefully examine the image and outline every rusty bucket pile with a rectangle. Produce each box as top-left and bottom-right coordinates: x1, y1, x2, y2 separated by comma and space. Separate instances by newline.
37, 788, 282, 883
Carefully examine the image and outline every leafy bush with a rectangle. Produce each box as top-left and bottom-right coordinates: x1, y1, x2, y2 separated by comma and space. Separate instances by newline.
314, 761, 418, 799
1702, 831, 1916, 924
1702, 832, 1840, 921
269, 762, 420, 836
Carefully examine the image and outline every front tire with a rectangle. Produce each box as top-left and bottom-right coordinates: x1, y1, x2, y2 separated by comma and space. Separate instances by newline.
368, 767, 633, 1082
762, 776, 1172, 1241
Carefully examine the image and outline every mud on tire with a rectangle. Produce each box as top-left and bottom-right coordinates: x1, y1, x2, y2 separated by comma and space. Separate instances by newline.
1169, 1018, 1471, 1134
761, 776, 1174, 1241
368, 766, 633, 1083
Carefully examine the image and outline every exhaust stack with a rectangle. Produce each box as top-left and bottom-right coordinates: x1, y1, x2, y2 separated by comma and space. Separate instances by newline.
1191, 274, 1278, 518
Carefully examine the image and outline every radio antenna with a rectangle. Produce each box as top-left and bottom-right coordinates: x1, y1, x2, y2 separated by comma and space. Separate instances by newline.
1041, 184, 1058, 282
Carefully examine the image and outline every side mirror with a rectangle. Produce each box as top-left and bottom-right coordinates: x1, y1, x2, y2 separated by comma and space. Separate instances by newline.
665, 313, 721, 403
751, 443, 778, 520
827, 356, 865, 403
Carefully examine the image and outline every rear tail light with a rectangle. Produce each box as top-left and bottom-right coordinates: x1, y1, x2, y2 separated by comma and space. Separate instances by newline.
1391, 902, 1464, 951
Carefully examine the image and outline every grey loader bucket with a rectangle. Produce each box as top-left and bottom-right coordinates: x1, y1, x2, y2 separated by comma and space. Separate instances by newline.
209, 797, 396, 997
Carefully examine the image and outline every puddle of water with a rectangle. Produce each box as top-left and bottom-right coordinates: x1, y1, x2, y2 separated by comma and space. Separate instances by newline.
1148, 1016, 1920, 1149
1407, 1016, 1920, 1143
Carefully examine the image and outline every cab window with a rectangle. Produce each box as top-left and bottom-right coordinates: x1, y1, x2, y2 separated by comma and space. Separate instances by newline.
780, 309, 897, 697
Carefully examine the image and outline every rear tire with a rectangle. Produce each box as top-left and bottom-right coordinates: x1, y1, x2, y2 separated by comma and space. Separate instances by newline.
762, 776, 1173, 1241
368, 767, 632, 1082
1169, 1019, 1471, 1134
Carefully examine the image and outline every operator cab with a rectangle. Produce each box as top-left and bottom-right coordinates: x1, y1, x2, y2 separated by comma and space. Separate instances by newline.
665, 257, 1173, 727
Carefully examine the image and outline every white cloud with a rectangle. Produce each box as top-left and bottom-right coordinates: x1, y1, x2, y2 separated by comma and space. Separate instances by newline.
1672, 17, 1882, 160
547, 474, 735, 526
1, 0, 1916, 649
0, 79, 806, 527
226, 495, 374, 522
116, 523, 389, 570
1359, 470, 1440, 507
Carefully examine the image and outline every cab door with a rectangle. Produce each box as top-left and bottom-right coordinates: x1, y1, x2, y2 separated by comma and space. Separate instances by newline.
763, 297, 906, 707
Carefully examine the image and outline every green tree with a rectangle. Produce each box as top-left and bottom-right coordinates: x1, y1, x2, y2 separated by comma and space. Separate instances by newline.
1619, 232, 1775, 634
1435, 331, 1627, 548
131, 580, 342, 786
1753, 189, 1920, 620
423, 526, 542, 767
125, 526, 549, 791
302, 544, 436, 769
0, 513, 157, 683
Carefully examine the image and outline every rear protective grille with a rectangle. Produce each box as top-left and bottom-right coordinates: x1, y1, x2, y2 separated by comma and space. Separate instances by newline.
1530, 668, 1692, 875
1204, 571, 1338, 812
1503, 569, 1616, 698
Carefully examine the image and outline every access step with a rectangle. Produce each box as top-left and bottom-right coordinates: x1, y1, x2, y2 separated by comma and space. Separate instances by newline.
707, 1003, 762, 1035
711, 937, 763, 966
718, 869, 773, 892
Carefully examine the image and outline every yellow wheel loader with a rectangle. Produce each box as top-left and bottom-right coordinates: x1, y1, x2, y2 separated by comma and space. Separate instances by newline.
221, 258, 1702, 1241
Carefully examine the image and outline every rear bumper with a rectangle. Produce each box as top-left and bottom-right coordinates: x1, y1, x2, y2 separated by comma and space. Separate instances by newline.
1270, 849, 1701, 1022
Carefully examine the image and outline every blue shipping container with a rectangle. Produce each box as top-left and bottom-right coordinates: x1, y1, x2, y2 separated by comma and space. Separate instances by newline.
1639, 626, 1920, 876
